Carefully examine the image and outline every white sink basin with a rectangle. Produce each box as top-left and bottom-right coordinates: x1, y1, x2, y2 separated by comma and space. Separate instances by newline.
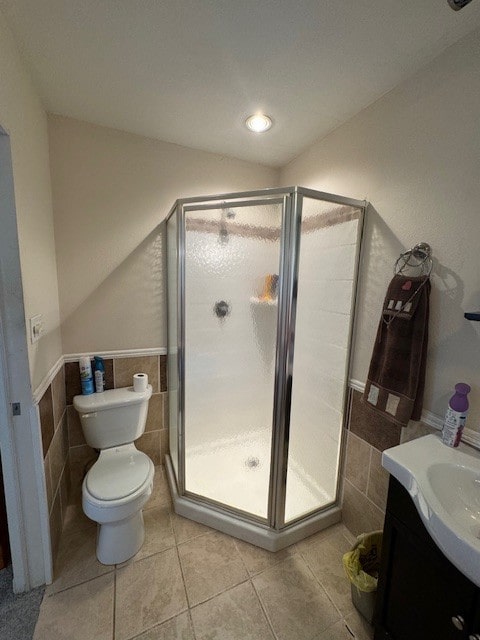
382, 434, 480, 587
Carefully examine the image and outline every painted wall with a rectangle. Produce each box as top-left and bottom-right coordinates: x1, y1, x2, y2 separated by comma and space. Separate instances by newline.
48, 115, 279, 355
281, 28, 480, 431
0, 11, 62, 390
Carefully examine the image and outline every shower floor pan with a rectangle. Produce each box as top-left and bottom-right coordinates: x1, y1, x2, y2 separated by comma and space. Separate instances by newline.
165, 430, 341, 551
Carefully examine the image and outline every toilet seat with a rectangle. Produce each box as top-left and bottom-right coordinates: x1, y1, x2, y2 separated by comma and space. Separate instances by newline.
82, 444, 154, 525
87, 446, 152, 501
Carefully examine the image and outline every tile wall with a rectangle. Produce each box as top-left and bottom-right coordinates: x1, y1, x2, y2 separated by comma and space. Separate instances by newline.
39, 366, 69, 561
38, 353, 168, 564
342, 388, 435, 536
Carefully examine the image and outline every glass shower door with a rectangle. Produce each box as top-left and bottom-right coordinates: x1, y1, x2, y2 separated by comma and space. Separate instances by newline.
182, 201, 283, 519
284, 196, 363, 523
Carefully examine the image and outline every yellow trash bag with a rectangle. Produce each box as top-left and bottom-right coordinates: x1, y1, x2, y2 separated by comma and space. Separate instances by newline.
342, 530, 383, 593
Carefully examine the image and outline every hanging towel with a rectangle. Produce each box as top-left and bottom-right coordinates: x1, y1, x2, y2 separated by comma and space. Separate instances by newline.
363, 274, 431, 427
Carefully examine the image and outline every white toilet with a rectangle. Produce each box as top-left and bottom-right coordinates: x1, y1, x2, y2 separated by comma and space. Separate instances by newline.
73, 384, 154, 565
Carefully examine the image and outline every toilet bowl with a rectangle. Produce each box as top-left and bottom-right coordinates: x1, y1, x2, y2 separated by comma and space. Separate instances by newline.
73, 384, 154, 564
82, 444, 154, 565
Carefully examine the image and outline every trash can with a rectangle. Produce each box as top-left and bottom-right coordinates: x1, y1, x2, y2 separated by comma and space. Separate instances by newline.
342, 530, 383, 624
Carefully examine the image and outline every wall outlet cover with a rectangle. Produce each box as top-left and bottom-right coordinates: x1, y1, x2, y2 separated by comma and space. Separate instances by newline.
29, 314, 43, 343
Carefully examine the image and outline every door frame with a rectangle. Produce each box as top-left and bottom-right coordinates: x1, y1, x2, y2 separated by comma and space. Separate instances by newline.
0, 126, 52, 591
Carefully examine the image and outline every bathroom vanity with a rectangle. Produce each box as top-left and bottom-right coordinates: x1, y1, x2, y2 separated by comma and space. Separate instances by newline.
375, 476, 480, 639
375, 435, 480, 640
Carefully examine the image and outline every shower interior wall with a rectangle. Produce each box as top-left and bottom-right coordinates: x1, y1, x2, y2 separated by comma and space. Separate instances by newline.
286, 207, 360, 519
184, 227, 279, 449
177, 196, 362, 524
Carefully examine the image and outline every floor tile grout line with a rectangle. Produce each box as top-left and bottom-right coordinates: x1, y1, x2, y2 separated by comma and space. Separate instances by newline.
296, 548, 345, 621
112, 568, 116, 640
250, 577, 280, 640
174, 528, 217, 547
174, 539, 193, 610
125, 608, 190, 640
46, 567, 115, 598
187, 607, 198, 640
187, 576, 252, 610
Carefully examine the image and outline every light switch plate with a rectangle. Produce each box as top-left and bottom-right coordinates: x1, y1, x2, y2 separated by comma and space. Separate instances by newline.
29, 314, 43, 343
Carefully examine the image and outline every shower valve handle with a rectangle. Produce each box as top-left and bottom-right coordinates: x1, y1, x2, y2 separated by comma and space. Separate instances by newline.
214, 300, 230, 318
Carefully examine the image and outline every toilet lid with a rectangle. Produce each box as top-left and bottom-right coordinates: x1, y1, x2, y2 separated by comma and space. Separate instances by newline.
86, 449, 151, 501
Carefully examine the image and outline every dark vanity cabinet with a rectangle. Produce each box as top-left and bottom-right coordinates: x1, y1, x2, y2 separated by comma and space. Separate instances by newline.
374, 477, 480, 640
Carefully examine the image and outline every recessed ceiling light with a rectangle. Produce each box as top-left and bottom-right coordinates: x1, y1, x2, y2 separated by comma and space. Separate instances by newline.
245, 114, 273, 133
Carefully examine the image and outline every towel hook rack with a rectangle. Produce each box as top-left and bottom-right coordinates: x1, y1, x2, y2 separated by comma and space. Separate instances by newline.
394, 242, 433, 277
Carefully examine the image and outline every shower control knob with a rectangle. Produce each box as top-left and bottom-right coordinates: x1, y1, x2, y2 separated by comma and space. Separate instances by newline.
214, 300, 230, 318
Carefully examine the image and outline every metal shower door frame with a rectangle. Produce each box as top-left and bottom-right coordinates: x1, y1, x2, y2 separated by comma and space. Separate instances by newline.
166, 186, 366, 533
175, 191, 290, 523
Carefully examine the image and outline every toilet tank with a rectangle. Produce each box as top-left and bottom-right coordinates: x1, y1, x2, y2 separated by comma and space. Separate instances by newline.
73, 385, 152, 449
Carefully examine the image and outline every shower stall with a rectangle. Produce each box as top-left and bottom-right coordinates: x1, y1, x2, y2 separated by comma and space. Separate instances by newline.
166, 187, 365, 550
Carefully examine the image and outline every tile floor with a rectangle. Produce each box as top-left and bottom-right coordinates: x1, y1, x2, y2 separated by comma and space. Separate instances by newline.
33, 466, 374, 640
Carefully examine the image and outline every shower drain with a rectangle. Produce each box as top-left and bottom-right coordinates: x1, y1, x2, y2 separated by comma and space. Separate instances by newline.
245, 456, 260, 469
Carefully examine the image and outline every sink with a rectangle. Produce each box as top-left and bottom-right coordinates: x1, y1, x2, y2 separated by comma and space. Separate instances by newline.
428, 462, 480, 539
382, 434, 480, 587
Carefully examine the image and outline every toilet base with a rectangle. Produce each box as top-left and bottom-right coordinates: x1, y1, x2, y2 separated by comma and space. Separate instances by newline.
96, 510, 145, 565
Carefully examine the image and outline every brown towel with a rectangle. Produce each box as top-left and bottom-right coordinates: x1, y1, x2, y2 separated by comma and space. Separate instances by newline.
363, 274, 431, 427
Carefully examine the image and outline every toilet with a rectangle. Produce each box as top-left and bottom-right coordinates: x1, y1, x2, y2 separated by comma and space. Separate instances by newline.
73, 384, 154, 565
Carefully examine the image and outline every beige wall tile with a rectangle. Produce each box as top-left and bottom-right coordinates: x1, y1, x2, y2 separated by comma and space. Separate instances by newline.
160, 355, 167, 392
114, 356, 159, 392
49, 419, 68, 494
162, 391, 169, 429
147, 466, 172, 510
345, 431, 371, 493
49, 489, 62, 564
51, 365, 66, 431
64, 361, 82, 405
146, 393, 164, 431
342, 479, 385, 537
115, 548, 187, 640
39, 385, 54, 457
44, 452, 53, 514
59, 466, 69, 525
367, 448, 390, 511
160, 429, 169, 462
69, 445, 98, 504
34, 573, 114, 640
137, 430, 161, 465
400, 420, 436, 444
67, 404, 85, 447
191, 581, 275, 640
62, 503, 95, 538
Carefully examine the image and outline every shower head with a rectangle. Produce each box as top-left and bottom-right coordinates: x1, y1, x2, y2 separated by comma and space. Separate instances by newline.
448, 0, 474, 10
218, 208, 235, 244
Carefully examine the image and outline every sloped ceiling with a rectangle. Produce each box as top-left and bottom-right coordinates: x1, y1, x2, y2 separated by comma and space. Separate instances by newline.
2, 0, 480, 166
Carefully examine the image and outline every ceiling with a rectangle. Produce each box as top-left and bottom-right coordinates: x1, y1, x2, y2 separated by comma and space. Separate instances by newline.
2, 0, 480, 167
